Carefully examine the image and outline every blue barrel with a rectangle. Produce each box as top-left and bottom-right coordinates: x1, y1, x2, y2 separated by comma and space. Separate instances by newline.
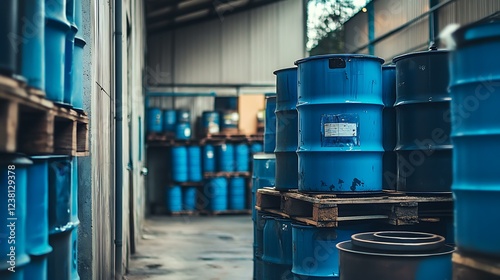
64, 0, 77, 105
25, 157, 53, 280
147, 108, 163, 133
228, 177, 246, 210
0, 156, 31, 279
205, 177, 228, 211
182, 187, 197, 211
251, 153, 275, 221
72, 37, 86, 110
382, 65, 397, 190
187, 145, 202, 182
220, 111, 239, 132
262, 217, 293, 280
175, 123, 191, 140
234, 143, 249, 172
176, 109, 191, 123
0, 1, 18, 75
20, 0, 45, 90
264, 96, 277, 153
393, 49, 451, 193
48, 156, 72, 233
250, 142, 263, 154
171, 146, 188, 182
165, 186, 182, 212
48, 228, 73, 280
47, 156, 72, 280
202, 144, 216, 172
45, 0, 71, 103
253, 212, 267, 280
292, 223, 372, 279
295, 55, 384, 192
202, 111, 220, 135
163, 110, 177, 133
216, 143, 234, 172
274, 67, 298, 190
337, 231, 453, 280
70, 158, 79, 280
450, 16, 500, 258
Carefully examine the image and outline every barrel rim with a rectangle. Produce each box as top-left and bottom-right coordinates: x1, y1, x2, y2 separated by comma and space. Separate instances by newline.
46, 17, 71, 30
295, 54, 384, 65
392, 49, 449, 63
31, 155, 73, 160
273, 66, 297, 75
266, 95, 277, 100
75, 36, 87, 46
452, 12, 500, 48
336, 240, 455, 257
382, 64, 396, 69
253, 153, 276, 160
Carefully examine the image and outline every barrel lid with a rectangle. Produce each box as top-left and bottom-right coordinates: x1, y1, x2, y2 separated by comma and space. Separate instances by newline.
336, 239, 454, 257
392, 47, 449, 63
295, 54, 384, 65
351, 231, 445, 252
452, 12, 500, 48
31, 155, 72, 160
273, 67, 297, 75
265, 95, 276, 100
253, 153, 276, 160
382, 64, 396, 70
0, 154, 33, 166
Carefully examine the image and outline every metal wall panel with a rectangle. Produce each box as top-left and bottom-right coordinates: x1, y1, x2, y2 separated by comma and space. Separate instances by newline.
374, 0, 428, 38
147, 0, 305, 86
344, 11, 368, 52
438, 0, 500, 32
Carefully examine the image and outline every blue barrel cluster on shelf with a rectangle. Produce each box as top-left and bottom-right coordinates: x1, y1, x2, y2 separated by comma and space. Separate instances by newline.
228, 177, 246, 210
165, 186, 182, 212
449, 15, 500, 259
264, 96, 277, 153
274, 67, 298, 190
295, 54, 385, 192
146, 108, 192, 139
171, 146, 188, 182
216, 143, 234, 172
234, 143, 249, 172
202, 144, 216, 172
382, 65, 397, 190
205, 177, 228, 211
187, 145, 202, 182
393, 48, 452, 193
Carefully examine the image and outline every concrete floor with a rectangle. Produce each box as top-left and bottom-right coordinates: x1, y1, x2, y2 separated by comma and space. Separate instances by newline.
126, 215, 253, 280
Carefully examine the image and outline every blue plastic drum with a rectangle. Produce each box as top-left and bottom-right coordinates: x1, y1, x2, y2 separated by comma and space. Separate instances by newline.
176, 110, 191, 123
72, 37, 86, 110
228, 177, 246, 210
48, 156, 72, 233
20, 0, 45, 90
163, 110, 177, 133
204, 177, 228, 211
175, 123, 191, 140
182, 187, 197, 211
216, 143, 234, 172
450, 15, 500, 258
187, 145, 202, 182
274, 67, 298, 190
202, 144, 216, 173
202, 111, 220, 135
264, 96, 277, 153
250, 142, 263, 154
172, 146, 188, 182
234, 143, 249, 172
165, 186, 182, 212
64, 0, 77, 106
295, 55, 384, 192
262, 217, 293, 280
382, 65, 397, 190
251, 153, 275, 221
147, 108, 163, 133
0, 1, 18, 76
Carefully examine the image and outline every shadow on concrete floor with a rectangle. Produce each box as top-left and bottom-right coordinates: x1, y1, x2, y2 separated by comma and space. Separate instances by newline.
125, 215, 253, 280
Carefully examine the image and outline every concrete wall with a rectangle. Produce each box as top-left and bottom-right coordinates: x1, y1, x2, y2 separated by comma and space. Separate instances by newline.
78, 0, 146, 279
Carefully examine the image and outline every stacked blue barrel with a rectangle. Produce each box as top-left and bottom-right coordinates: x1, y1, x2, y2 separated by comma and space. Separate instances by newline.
146, 108, 192, 140
382, 65, 397, 190
449, 14, 500, 278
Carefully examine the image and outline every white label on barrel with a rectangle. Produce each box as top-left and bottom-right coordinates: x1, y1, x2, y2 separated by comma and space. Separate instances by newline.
324, 123, 357, 137
207, 151, 214, 158
184, 127, 191, 137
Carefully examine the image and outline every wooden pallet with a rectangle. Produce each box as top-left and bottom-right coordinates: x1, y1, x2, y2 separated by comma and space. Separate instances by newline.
255, 188, 453, 227
147, 138, 198, 146
174, 181, 205, 187
203, 171, 251, 178
146, 132, 175, 142
168, 210, 198, 216
0, 75, 89, 156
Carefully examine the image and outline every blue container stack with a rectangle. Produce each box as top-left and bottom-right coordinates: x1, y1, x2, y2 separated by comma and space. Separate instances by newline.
449, 16, 500, 260
205, 177, 228, 211
250, 143, 263, 154
393, 49, 452, 193
274, 67, 298, 190
234, 143, 249, 172
175, 109, 191, 139
202, 111, 220, 135
163, 110, 177, 133
216, 143, 234, 172
262, 217, 293, 280
0, 156, 32, 280
182, 187, 197, 211
72, 0, 85, 110
44, 0, 70, 103
25, 157, 53, 280
165, 186, 182, 212
172, 146, 188, 182
147, 108, 163, 133
382, 65, 397, 190
202, 144, 216, 172
295, 55, 384, 192
220, 111, 239, 132
251, 154, 275, 220
264, 96, 277, 153
228, 177, 246, 210
47, 156, 73, 280
187, 145, 202, 182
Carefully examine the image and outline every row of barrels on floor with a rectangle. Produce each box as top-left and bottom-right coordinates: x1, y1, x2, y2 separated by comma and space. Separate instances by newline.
0, 0, 86, 109
165, 177, 247, 212
0, 155, 79, 280
171, 142, 262, 182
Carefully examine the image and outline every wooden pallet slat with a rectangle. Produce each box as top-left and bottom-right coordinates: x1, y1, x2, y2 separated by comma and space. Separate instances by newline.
18, 110, 54, 154
0, 101, 19, 153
